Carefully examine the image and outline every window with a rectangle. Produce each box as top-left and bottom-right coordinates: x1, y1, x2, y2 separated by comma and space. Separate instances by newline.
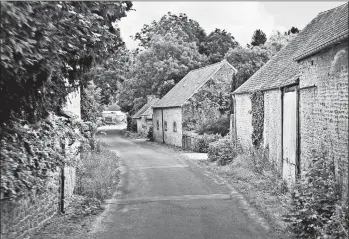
173, 121, 177, 132
164, 121, 167, 131
156, 120, 159, 130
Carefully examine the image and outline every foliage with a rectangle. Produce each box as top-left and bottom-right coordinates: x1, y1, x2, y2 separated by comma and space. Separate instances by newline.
133, 12, 206, 49
0, 1, 132, 124
263, 30, 298, 57
285, 26, 300, 35
284, 150, 348, 238
201, 28, 239, 64
208, 135, 236, 166
126, 114, 137, 132
250, 91, 264, 148
251, 29, 267, 46
147, 126, 154, 141
81, 81, 103, 123
0, 113, 91, 199
197, 117, 230, 136
75, 142, 120, 201
194, 134, 222, 153
225, 46, 270, 89
119, 32, 207, 113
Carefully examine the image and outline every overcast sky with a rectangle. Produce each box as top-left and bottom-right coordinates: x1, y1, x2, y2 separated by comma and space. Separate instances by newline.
118, 1, 345, 49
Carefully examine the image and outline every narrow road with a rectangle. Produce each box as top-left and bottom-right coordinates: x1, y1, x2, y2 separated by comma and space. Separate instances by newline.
93, 127, 275, 239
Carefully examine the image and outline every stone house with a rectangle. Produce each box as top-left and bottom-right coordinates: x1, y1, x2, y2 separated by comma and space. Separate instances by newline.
153, 60, 237, 147
232, 2, 348, 197
132, 95, 159, 134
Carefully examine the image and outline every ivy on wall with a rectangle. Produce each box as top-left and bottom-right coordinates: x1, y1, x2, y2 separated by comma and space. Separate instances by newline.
250, 91, 264, 148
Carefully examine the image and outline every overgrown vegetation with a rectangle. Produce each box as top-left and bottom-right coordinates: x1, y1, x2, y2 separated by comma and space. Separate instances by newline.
207, 135, 236, 165
197, 117, 230, 136
75, 141, 120, 201
284, 150, 349, 238
147, 126, 154, 141
250, 91, 264, 148
193, 134, 222, 153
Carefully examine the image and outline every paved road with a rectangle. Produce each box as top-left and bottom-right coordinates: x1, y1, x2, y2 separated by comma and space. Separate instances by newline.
93, 128, 275, 239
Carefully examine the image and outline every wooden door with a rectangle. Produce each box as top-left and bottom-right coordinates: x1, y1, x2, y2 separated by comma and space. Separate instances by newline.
282, 88, 298, 185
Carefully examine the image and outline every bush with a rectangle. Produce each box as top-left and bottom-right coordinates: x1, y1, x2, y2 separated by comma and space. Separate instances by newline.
126, 114, 137, 132
249, 146, 273, 174
197, 117, 230, 136
147, 126, 154, 141
194, 134, 221, 153
284, 150, 348, 238
75, 143, 120, 201
208, 135, 236, 165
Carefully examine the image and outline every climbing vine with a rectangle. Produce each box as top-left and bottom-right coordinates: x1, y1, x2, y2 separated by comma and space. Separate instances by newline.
250, 91, 264, 148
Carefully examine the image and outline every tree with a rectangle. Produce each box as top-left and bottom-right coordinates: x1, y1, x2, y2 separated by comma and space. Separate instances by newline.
263, 30, 298, 57
0, 1, 133, 124
119, 33, 207, 114
285, 26, 300, 35
133, 12, 206, 49
81, 81, 103, 123
224, 46, 270, 88
201, 28, 239, 64
251, 29, 267, 46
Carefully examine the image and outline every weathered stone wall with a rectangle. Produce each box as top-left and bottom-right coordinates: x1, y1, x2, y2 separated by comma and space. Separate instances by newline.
263, 89, 282, 170
298, 41, 348, 201
182, 63, 235, 132
0, 164, 76, 239
153, 107, 182, 147
234, 94, 252, 150
136, 118, 142, 133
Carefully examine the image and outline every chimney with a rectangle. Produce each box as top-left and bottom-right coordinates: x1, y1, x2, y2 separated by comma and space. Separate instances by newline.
146, 95, 157, 103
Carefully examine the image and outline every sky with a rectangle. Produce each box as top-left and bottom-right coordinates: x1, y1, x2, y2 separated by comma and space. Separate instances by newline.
118, 1, 345, 49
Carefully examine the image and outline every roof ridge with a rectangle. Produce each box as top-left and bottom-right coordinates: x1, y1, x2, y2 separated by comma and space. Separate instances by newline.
318, 1, 347, 16
190, 60, 223, 72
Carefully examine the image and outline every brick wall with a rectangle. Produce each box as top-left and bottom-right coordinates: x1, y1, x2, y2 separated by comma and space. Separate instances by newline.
153, 107, 182, 147
0, 164, 76, 239
234, 94, 252, 150
263, 89, 282, 170
298, 41, 348, 201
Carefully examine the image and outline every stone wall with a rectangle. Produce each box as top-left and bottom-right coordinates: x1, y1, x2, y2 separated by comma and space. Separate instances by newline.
234, 93, 252, 150
153, 107, 182, 147
298, 41, 348, 200
182, 63, 235, 132
263, 89, 282, 171
0, 165, 76, 239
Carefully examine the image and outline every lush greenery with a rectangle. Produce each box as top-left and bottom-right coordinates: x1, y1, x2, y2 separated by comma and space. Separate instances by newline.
197, 117, 230, 136
81, 81, 103, 123
251, 29, 267, 46
208, 135, 236, 165
75, 141, 120, 201
250, 91, 264, 148
0, 1, 132, 124
284, 150, 349, 238
147, 126, 154, 141
193, 134, 222, 153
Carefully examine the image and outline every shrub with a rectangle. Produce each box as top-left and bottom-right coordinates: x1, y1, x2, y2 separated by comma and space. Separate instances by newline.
249, 146, 273, 174
284, 150, 348, 238
208, 135, 236, 165
126, 114, 137, 132
147, 126, 154, 141
194, 134, 221, 153
197, 117, 230, 136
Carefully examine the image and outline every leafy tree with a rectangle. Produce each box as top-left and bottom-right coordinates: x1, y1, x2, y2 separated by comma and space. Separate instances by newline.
119, 33, 207, 114
224, 46, 270, 88
251, 29, 267, 46
0, 1, 132, 124
263, 30, 298, 57
201, 28, 239, 64
133, 12, 206, 49
81, 81, 103, 123
285, 26, 300, 35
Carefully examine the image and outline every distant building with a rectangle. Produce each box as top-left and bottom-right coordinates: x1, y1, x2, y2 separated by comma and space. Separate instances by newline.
102, 104, 125, 124
232, 2, 348, 198
131, 95, 159, 134
153, 60, 237, 146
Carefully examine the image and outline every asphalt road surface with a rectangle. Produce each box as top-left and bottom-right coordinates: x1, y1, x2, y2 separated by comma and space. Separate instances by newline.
93, 126, 276, 239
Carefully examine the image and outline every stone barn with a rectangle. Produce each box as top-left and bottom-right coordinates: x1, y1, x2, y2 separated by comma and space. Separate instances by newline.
153, 60, 237, 147
131, 95, 159, 134
232, 2, 348, 197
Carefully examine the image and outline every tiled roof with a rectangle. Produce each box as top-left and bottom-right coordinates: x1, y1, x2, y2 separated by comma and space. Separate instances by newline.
132, 98, 159, 119
106, 104, 120, 111
141, 98, 159, 119
233, 2, 348, 94
154, 60, 237, 108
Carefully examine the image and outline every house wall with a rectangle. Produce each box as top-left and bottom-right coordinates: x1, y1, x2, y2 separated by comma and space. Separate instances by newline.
234, 94, 252, 150
153, 107, 182, 147
136, 118, 143, 134
263, 89, 282, 170
182, 63, 235, 132
298, 41, 348, 200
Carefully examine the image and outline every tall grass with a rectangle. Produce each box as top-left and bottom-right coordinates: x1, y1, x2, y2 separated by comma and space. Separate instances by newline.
75, 141, 120, 201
